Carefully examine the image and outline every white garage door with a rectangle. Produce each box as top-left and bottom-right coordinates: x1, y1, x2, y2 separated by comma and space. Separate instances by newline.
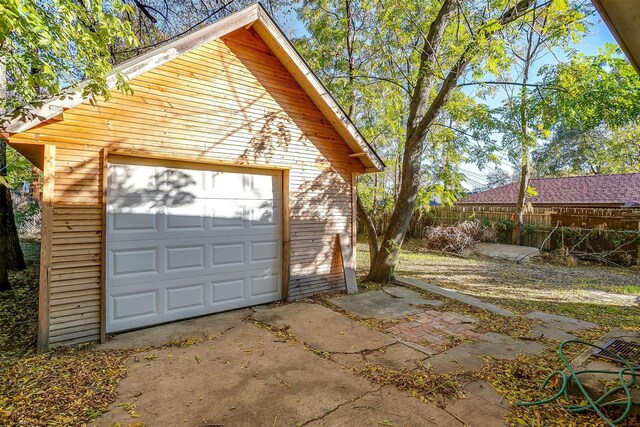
106, 162, 282, 333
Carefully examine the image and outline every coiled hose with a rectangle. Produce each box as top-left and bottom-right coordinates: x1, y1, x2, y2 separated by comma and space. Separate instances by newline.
516, 339, 639, 426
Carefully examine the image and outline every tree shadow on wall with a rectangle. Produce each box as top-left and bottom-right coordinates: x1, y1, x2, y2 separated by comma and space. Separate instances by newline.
237, 112, 292, 164
108, 168, 197, 210
288, 168, 352, 297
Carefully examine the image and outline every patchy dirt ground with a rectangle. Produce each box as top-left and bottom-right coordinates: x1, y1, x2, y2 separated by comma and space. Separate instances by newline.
357, 241, 640, 330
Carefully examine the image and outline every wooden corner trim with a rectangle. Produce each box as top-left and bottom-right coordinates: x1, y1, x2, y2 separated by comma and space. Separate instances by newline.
281, 169, 291, 300
37, 144, 55, 352
99, 148, 108, 344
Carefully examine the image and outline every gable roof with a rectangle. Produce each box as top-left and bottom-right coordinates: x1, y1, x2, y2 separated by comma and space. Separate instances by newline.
457, 173, 640, 207
0, 3, 384, 172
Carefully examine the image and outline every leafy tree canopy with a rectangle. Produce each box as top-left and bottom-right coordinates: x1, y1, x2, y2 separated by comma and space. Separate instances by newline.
539, 44, 640, 131
0, 0, 138, 113
533, 121, 640, 176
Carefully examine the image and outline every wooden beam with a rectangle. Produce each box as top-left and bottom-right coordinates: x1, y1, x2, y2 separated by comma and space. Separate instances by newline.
108, 152, 289, 175
351, 173, 358, 271
338, 233, 357, 294
37, 144, 55, 352
5, 142, 44, 170
348, 152, 367, 158
99, 148, 108, 344
281, 169, 290, 300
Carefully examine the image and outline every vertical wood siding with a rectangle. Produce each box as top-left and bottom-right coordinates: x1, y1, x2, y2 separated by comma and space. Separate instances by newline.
10, 27, 363, 345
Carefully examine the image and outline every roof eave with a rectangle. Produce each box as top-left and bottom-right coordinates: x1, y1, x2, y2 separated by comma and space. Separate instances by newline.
252, 6, 384, 172
592, 0, 640, 75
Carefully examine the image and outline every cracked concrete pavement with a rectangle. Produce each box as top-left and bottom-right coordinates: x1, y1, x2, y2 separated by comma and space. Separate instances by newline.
93, 290, 568, 426
94, 304, 462, 426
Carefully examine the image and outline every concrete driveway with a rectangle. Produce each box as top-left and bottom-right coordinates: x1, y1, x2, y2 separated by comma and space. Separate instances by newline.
94, 286, 525, 426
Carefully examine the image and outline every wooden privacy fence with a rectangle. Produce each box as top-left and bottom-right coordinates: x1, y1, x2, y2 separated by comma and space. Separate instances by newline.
412, 205, 640, 252
358, 206, 640, 249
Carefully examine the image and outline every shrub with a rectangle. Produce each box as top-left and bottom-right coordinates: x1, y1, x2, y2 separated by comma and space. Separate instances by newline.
420, 220, 498, 253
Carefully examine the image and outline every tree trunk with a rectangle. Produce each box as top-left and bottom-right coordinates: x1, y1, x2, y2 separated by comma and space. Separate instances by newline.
356, 194, 378, 266
366, 0, 537, 283
0, 144, 26, 268
511, 151, 531, 245
511, 13, 535, 246
340, 0, 381, 274
0, 56, 26, 292
365, 131, 424, 282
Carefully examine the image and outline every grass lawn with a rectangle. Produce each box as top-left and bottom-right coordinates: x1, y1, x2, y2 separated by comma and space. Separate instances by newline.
357, 240, 640, 330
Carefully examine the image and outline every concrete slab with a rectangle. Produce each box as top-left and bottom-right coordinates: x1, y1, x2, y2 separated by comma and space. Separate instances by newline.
582, 289, 638, 306
306, 386, 463, 426
397, 277, 515, 317
364, 343, 428, 370
464, 380, 508, 408
95, 322, 378, 427
331, 343, 427, 371
525, 312, 598, 331
331, 352, 365, 369
384, 286, 444, 307
424, 332, 545, 373
445, 392, 508, 427
99, 308, 251, 350
565, 328, 640, 416
253, 302, 396, 353
329, 286, 442, 321
469, 243, 540, 263
530, 324, 576, 341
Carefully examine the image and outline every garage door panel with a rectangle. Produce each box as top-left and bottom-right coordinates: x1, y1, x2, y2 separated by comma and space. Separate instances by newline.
109, 269, 280, 332
166, 283, 206, 312
108, 164, 162, 196
106, 162, 282, 333
211, 278, 245, 303
110, 247, 159, 279
165, 244, 207, 272
111, 289, 160, 323
211, 242, 245, 267
251, 271, 280, 297
107, 234, 281, 286
110, 209, 160, 233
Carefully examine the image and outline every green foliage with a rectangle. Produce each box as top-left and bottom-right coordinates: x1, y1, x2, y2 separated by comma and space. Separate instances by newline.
482, 1, 589, 166
530, 46, 640, 176
5, 145, 34, 189
295, 0, 545, 216
13, 200, 39, 230
534, 121, 640, 176
0, 0, 138, 113
539, 45, 640, 131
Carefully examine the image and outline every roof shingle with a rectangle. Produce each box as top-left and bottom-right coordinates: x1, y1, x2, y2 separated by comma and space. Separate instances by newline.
457, 173, 640, 207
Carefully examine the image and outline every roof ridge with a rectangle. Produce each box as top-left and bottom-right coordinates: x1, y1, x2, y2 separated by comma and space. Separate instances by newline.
530, 172, 640, 180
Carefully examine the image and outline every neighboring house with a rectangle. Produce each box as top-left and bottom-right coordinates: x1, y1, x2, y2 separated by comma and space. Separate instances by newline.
457, 173, 640, 208
0, 4, 384, 350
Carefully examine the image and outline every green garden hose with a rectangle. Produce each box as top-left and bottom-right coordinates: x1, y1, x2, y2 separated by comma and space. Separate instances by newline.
516, 339, 639, 426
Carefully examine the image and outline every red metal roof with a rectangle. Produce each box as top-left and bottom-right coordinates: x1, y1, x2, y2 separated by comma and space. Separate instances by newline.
457, 173, 640, 207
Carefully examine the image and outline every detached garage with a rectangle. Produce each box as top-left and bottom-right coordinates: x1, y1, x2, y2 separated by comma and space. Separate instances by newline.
1, 4, 383, 350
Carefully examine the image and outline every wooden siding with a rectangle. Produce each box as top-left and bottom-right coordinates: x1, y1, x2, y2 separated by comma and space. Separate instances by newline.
10, 27, 363, 346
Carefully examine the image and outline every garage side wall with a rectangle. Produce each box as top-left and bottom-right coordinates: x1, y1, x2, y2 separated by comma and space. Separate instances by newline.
9, 28, 364, 346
